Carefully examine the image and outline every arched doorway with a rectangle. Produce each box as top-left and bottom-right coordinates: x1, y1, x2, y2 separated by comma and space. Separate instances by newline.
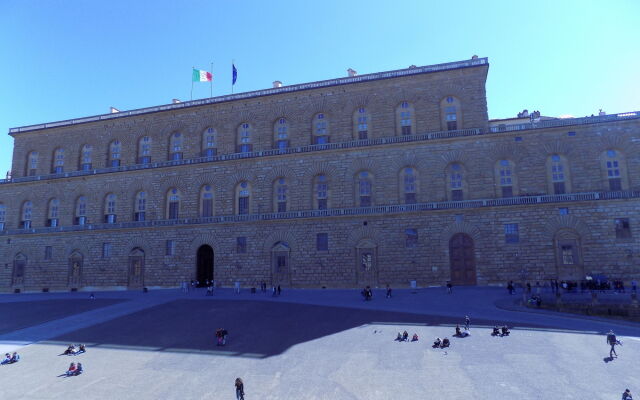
68, 251, 83, 288
271, 241, 291, 286
449, 233, 477, 285
196, 245, 214, 286
128, 248, 145, 288
356, 239, 378, 286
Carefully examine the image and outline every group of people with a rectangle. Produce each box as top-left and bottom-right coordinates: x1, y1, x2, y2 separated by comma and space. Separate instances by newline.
361, 286, 373, 301
491, 325, 511, 337
395, 331, 419, 342
1, 352, 19, 365
65, 362, 83, 376
432, 337, 450, 348
454, 324, 471, 338
62, 344, 86, 356
215, 328, 229, 346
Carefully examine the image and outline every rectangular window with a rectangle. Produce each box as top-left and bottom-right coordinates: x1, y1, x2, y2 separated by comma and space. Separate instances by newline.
559, 208, 569, 215
138, 156, 151, 165
401, 125, 412, 135
47, 218, 59, 227
75, 216, 86, 225
277, 202, 287, 213
171, 152, 183, 161
561, 245, 574, 264
102, 243, 111, 258
203, 148, 217, 157
44, 246, 52, 260
447, 121, 457, 131
316, 233, 328, 251
238, 144, 252, 153
405, 192, 417, 204
81, 163, 92, 171
501, 186, 513, 198
609, 178, 622, 191
202, 199, 213, 217
405, 229, 418, 248
615, 218, 632, 239
313, 135, 329, 145
238, 197, 249, 215
168, 202, 179, 219
236, 237, 247, 253
360, 196, 371, 207
317, 198, 327, 210
504, 223, 519, 243
165, 240, 175, 256
110, 159, 121, 167
134, 212, 145, 222
277, 140, 288, 150
553, 182, 566, 195
104, 214, 117, 224
54, 166, 64, 174
451, 189, 463, 201
358, 130, 368, 140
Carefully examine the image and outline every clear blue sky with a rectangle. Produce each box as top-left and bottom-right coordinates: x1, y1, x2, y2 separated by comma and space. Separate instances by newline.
1, 0, 638, 176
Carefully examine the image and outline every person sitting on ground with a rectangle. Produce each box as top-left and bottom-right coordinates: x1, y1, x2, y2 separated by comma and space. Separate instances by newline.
460, 327, 471, 338
402, 331, 409, 342
1, 353, 10, 365
432, 337, 442, 348
454, 324, 462, 337
412, 333, 419, 342
396, 332, 403, 341
622, 388, 632, 400
501, 326, 510, 336
216, 328, 223, 346
66, 362, 77, 376
77, 344, 86, 354
9, 352, 19, 363
75, 363, 83, 376
63, 344, 75, 355
441, 338, 450, 348
492, 326, 500, 336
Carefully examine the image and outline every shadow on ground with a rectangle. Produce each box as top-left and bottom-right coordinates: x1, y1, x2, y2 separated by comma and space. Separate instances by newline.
0, 299, 124, 335
41, 299, 556, 358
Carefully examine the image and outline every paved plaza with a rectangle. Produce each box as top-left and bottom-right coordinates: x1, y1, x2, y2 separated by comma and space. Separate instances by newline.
0, 286, 638, 399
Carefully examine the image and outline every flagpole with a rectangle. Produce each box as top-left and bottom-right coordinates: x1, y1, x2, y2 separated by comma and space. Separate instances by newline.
210, 62, 213, 98
231, 59, 235, 94
191, 66, 194, 101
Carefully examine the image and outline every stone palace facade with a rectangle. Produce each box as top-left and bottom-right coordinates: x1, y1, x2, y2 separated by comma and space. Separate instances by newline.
0, 57, 639, 292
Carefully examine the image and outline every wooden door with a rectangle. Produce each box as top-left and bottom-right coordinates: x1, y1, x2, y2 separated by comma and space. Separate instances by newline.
449, 233, 477, 285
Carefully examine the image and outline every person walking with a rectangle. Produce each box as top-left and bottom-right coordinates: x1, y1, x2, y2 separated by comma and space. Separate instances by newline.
277, 285, 281, 296
235, 377, 245, 400
446, 281, 452, 294
607, 330, 619, 358
464, 315, 470, 330
386, 284, 392, 298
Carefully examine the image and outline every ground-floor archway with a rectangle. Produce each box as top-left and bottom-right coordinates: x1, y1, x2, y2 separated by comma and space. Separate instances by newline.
196, 245, 214, 286
128, 247, 145, 288
449, 233, 477, 285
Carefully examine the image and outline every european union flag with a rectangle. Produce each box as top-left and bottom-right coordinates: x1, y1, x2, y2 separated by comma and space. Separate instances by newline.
232, 64, 237, 85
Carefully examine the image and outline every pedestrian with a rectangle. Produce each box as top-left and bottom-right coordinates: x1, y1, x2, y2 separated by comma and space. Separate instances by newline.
607, 330, 619, 358
234, 281, 241, 294
535, 281, 541, 295
446, 281, 452, 294
235, 377, 245, 400
272, 286, 277, 297
89, 293, 95, 300
277, 285, 281, 296
632, 280, 638, 293
261, 281, 266, 292
464, 315, 470, 330
526, 282, 531, 294
622, 388, 632, 400
386, 284, 392, 298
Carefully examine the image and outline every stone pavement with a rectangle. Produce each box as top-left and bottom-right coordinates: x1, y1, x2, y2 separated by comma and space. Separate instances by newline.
0, 286, 638, 399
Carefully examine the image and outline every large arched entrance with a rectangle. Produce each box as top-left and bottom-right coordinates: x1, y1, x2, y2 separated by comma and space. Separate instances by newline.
449, 233, 477, 285
68, 251, 83, 288
271, 241, 291, 286
12, 253, 26, 286
128, 247, 145, 289
196, 245, 214, 286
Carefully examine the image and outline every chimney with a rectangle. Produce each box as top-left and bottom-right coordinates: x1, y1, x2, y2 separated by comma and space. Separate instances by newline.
471, 55, 479, 59
172, 99, 181, 104
347, 68, 357, 77
110, 107, 120, 114
272, 80, 282, 88
599, 109, 606, 116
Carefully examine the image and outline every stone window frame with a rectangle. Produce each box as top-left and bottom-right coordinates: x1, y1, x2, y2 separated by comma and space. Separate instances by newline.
615, 218, 632, 239
236, 236, 247, 253
600, 149, 628, 191
405, 228, 418, 248
235, 181, 251, 215
104, 193, 117, 223
202, 127, 217, 157
312, 113, 330, 145
316, 232, 329, 251
446, 162, 467, 201
108, 140, 122, 167
273, 177, 289, 213
165, 239, 176, 256
546, 154, 571, 195
137, 136, 152, 165
168, 132, 184, 161
47, 198, 60, 227
21, 200, 33, 229
504, 223, 519, 244
237, 123, 252, 153
52, 147, 65, 173
26, 150, 39, 176
313, 174, 329, 210
353, 107, 371, 140
494, 159, 518, 198
356, 170, 374, 207
399, 166, 418, 204
395, 101, 415, 136
134, 191, 147, 221
75, 196, 88, 225
44, 246, 53, 260
200, 185, 214, 217
274, 117, 289, 150
79, 144, 93, 171
102, 243, 112, 259
166, 188, 181, 219
440, 96, 463, 131
0, 203, 6, 231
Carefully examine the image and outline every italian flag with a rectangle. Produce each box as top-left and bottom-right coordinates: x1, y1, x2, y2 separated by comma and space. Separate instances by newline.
192, 68, 212, 82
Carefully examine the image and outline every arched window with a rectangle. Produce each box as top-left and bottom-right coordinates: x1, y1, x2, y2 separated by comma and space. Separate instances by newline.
21, 201, 32, 229
138, 136, 152, 164
396, 101, 415, 136
26, 151, 38, 176
166, 188, 181, 219
402, 167, 417, 204
353, 107, 370, 140
109, 140, 122, 167
47, 198, 59, 227
237, 123, 252, 153
496, 159, 514, 197
274, 118, 289, 150
547, 154, 571, 194
312, 113, 329, 144
104, 194, 117, 223
236, 181, 251, 215
75, 196, 87, 225
202, 128, 217, 157
274, 178, 288, 212
440, 96, 462, 131
134, 191, 146, 221
602, 149, 627, 191
0, 203, 6, 231
314, 174, 329, 210
357, 171, 373, 207
169, 132, 183, 160
448, 163, 465, 201
80, 144, 93, 171
200, 185, 214, 217
52, 148, 65, 173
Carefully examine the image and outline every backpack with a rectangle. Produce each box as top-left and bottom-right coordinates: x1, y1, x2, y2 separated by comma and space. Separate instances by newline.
607, 334, 616, 344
